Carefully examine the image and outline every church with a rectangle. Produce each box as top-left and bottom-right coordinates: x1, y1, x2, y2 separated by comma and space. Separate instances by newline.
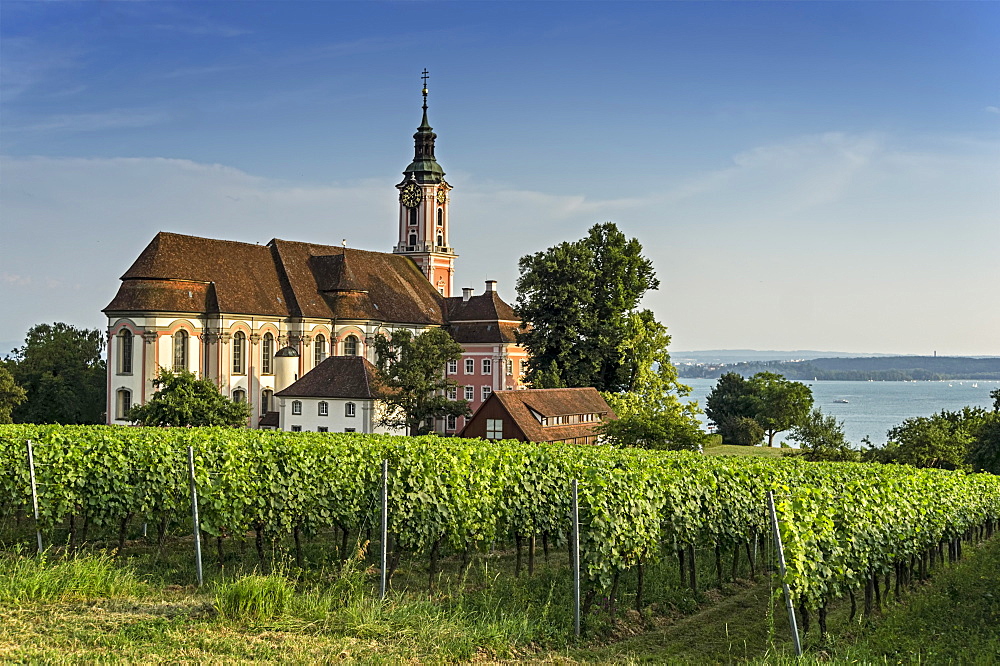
103, 79, 528, 434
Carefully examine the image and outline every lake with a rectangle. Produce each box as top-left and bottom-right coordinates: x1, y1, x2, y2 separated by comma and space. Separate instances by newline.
681, 378, 1000, 447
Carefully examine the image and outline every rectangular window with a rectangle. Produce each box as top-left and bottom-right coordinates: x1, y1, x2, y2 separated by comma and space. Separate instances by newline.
345, 428, 356, 433
447, 386, 457, 401
465, 358, 474, 374
292, 400, 302, 415
447, 360, 458, 374
486, 418, 503, 440
505, 359, 513, 376
318, 401, 329, 416
317, 426, 328, 433
447, 415, 456, 430
345, 402, 356, 417
482, 359, 492, 375
464, 385, 474, 401
118, 332, 133, 375
482, 385, 492, 402
291, 425, 302, 432
116, 389, 131, 420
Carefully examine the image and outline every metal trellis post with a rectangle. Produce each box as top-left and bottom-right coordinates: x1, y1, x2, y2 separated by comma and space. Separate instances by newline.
188, 446, 203, 587
380, 458, 388, 600
572, 478, 581, 637
767, 490, 802, 657
26, 440, 43, 555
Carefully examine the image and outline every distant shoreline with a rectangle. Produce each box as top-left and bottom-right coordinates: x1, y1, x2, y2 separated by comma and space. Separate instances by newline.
675, 355, 1000, 382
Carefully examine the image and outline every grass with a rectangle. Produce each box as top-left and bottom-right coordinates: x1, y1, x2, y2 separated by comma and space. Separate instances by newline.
0, 524, 998, 663
702, 443, 794, 458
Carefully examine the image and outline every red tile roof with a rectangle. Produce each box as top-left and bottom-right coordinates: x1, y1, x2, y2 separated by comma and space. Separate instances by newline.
275, 356, 385, 399
463, 388, 616, 443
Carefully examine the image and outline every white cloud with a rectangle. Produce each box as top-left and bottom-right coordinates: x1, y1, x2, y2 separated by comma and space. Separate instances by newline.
11, 109, 171, 133
1, 133, 997, 355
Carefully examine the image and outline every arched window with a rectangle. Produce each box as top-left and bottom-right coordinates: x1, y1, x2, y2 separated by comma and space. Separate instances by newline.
318, 401, 329, 416
408, 233, 417, 247
437, 234, 443, 247
408, 207, 418, 226
173, 330, 188, 371
261, 333, 274, 374
314, 334, 326, 366
233, 331, 246, 375
345, 402, 356, 417
437, 208, 443, 226
343, 335, 359, 357
232, 389, 246, 403
261, 389, 273, 412
116, 389, 131, 420
292, 400, 302, 416
118, 330, 133, 374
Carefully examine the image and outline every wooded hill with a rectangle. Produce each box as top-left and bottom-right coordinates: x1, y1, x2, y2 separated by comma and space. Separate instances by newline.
677, 356, 1000, 381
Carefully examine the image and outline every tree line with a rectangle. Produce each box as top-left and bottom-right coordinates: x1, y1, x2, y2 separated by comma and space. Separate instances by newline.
680, 357, 1000, 381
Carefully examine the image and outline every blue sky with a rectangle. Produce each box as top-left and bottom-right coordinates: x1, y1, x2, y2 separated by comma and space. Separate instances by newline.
2, 1, 998, 355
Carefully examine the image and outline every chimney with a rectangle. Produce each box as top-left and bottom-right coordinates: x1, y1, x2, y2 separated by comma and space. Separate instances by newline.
462, 287, 473, 302
485, 280, 497, 293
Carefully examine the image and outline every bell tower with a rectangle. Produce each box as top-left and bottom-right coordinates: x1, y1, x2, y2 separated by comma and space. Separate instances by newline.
393, 70, 456, 297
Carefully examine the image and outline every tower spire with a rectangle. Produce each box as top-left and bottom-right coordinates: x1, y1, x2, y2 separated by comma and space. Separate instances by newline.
405, 69, 444, 183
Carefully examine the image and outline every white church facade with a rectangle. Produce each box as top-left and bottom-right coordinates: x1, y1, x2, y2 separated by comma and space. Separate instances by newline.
103, 79, 528, 433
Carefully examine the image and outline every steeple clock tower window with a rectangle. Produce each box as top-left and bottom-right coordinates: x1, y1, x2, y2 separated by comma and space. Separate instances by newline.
392, 70, 458, 297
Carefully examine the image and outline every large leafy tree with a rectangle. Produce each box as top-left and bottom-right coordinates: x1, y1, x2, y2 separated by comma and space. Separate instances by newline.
749, 372, 813, 447
599, 312, 705, 450
6, 323, 106, 424
0, 366, 27, 424
704, 371, 813, 447
704, 372, 764, 445
372, 328, 470, 436
516, 222, 658, 392
128, 369, 252, 427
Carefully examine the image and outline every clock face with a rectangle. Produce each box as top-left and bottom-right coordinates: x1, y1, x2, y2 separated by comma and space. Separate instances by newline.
436, 187, 448, 205
400, 182, 421, 208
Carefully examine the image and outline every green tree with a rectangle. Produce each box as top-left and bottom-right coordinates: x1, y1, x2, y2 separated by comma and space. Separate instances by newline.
704, 373, 762, 445
969, 415, 1000, 475
372, 328, 470, 436
598, 312, 705, 451
790, 408, 859, 462
991, 387, 1000, 412
127, 369, 252, 427
873, 407, 990, 471
7, 322, 106, 424
516, 222, 658, 392
704, 371, 812, 447
0, 366, 27, 424
748, 372, 813, 447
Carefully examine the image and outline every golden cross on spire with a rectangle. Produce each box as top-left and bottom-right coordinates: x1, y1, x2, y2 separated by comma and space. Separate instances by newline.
421, 69, 429, 106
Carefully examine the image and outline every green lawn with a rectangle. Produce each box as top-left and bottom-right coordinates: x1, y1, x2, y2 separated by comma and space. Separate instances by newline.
702, 443, 795, 458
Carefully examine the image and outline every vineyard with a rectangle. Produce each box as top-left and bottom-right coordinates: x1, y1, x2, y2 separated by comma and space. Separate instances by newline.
1, 424, 999, 643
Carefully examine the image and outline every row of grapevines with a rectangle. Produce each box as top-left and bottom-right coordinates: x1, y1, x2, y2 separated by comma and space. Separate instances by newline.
2, 424, 998, 608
